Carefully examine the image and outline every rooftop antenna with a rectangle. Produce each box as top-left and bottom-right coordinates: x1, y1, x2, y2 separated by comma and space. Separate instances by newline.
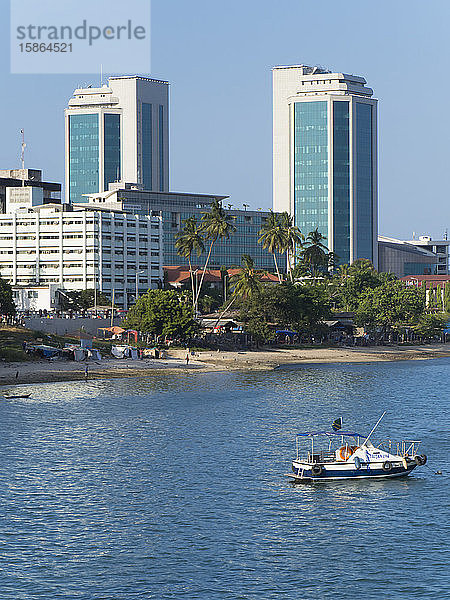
100, 64, 103, 86
20, 129, 26, 187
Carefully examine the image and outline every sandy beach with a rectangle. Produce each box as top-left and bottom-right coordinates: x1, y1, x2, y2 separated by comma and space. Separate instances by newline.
0, 343, 449, 388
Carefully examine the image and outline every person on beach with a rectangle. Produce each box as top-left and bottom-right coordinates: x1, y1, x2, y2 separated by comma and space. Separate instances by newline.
186, 353, 189, 365
85, 364, 89, 380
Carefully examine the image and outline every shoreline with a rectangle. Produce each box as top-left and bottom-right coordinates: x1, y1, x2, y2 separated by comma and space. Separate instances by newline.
0, 344, 449, 388
0, 344, 450, 386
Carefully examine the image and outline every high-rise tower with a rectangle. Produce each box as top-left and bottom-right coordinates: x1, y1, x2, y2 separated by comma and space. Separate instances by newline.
65, 75, 169, 203
273, 65, 378, 267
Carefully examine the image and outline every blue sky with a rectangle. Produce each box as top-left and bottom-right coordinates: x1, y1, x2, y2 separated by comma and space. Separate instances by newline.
1, 0, 449, 239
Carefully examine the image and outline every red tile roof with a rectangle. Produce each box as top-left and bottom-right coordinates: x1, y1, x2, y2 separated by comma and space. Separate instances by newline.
164, 266, 279, 285
401, 275, 450, 288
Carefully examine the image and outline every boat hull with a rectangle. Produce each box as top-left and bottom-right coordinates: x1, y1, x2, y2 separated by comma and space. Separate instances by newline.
290, 461, 418, 481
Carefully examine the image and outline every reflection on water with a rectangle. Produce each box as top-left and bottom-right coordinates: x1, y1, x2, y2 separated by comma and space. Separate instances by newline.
0, 359, 448, 599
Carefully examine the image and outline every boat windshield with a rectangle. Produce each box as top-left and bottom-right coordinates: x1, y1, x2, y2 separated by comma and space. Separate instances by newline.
295, 432, 365, 462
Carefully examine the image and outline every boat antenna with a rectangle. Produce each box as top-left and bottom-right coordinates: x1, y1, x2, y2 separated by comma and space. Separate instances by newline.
362, 412, 386, 446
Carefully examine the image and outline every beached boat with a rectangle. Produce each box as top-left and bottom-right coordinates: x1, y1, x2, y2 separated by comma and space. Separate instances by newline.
287, 414, 427, 482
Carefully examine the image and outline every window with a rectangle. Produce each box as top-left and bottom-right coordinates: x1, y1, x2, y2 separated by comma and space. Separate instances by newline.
69, 113, 99, 203
142, 103, 152, 190
104, 113, 121, 191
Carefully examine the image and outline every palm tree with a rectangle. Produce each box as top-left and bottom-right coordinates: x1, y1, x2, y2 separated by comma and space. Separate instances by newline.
175, 217, 205, 311
302, 228, 329, 276
213, 254, 264, 328
279, 212, 304, 282
258, 211, 284, 283
230, 254, 264, 301
196, 200, 236, 305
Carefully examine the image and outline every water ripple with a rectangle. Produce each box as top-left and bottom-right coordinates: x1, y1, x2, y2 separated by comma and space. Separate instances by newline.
0, 359, 448, 599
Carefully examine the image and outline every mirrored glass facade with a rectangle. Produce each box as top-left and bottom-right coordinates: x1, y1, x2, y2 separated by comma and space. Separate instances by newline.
103, 114, 121, 192
332, 101, 350, 265
158, 105, 164, 192
355, 102, 373, 261
142, 103, 152, 190
69, 114, 99, 203
113, 191, 283, 270
294, 102, 328, 241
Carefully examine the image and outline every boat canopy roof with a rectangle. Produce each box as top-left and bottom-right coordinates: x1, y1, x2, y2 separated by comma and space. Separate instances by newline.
296, 431, 365, 437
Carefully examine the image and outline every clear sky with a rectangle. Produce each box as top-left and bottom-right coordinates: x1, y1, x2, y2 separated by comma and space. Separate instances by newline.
1, 0, 449, 239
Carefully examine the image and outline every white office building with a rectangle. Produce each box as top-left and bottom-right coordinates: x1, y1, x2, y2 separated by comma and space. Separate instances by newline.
65, 75, 169, 204
273, 65, 378, 267
405, 236, 449, 275
0, 187, 163, 309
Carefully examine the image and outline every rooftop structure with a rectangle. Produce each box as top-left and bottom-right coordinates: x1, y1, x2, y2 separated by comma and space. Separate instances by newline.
165, 266, 279, 289
0, 169, 61, 213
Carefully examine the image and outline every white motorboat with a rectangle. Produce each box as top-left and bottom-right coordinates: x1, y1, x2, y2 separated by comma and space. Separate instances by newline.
287, 414, 427, 482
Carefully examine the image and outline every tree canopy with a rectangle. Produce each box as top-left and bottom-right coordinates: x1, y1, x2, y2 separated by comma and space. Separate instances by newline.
59, 289, 110, 311
0, 275, 15, 315
123, 289, 198, 339
355, 280, 425, 330
239, 282, 331, 342
258, 211, 285, 282
331, 259, 387, 312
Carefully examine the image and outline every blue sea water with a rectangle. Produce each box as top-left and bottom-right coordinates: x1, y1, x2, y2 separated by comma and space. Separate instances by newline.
0, 358, 449, 599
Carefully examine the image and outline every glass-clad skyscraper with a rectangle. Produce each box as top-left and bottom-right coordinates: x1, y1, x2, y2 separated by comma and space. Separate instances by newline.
65, 76, 169, 203
273, 65, 378, 267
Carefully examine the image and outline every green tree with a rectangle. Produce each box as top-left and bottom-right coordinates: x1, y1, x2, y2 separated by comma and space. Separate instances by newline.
175, 216, 205, 311
258, 211, 284, 283
436, 284, 443, 311
212, 254, 265, 328
414, 313, 448, 340
229, 254, 264, 301
59, 289, 110, 311
279, 212, 304, 282
301, 228, 329, 276
327, 251, 340, 273
196, 200, 236, 304
0, 275, 15, 315
444, 282, 450, 313
355, 280, 425, 334
240, 282, 331, 341
123, 289, 198, 339
332, 259, 383, 311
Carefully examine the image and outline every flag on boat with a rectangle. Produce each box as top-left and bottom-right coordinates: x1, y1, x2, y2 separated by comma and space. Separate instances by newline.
332, 417, 342, 431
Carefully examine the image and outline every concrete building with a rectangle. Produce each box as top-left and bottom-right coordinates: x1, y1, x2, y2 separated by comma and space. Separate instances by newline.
378, 235, 439, 278
83, 184, 284, 270
65, 75, 169, 204
273, 65, 378, 267
0, 193, 163, 309
0, 169, 61, 213
12, 284, 60, 313
405, 236, 449, 275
